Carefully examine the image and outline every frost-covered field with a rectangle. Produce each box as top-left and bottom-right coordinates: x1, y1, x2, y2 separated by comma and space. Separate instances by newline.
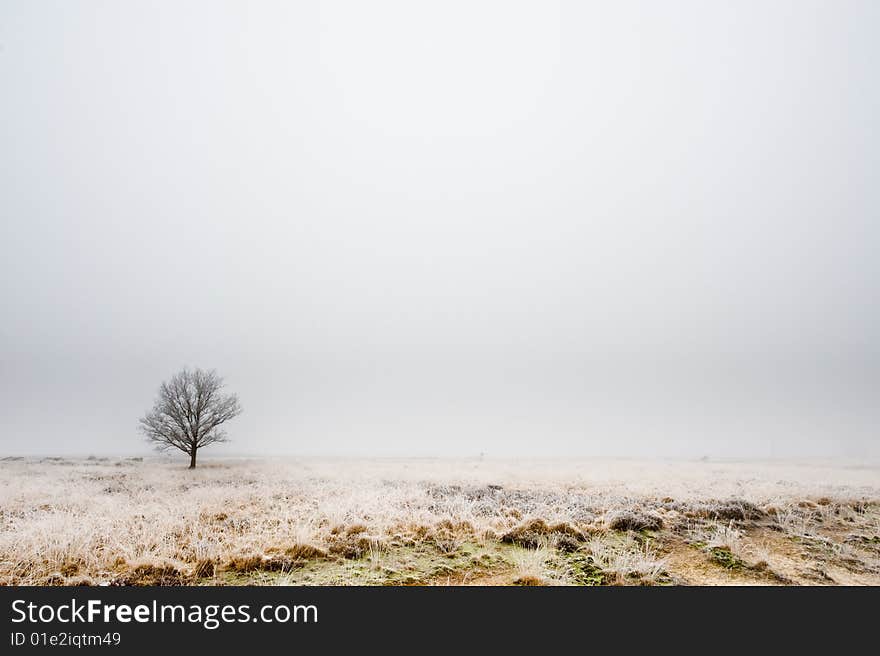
1, 457, 878, 586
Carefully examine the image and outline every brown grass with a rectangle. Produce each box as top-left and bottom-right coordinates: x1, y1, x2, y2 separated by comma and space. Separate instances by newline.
606, 510, 663, 532
512, 575, 548, 586
0, 457, 877, 586
112, 563, 190, 586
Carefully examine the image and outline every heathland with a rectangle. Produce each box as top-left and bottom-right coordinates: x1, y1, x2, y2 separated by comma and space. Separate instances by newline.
1, 457, 877, 586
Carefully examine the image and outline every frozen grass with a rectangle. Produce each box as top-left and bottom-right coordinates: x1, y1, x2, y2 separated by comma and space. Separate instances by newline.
586, 535, 668, 584
0, 456, 877, 585
511, 542, 556, 585
706, 523, 743, 552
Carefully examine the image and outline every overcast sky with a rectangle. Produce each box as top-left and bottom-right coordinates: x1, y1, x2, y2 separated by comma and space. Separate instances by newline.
1, 1, 878, 459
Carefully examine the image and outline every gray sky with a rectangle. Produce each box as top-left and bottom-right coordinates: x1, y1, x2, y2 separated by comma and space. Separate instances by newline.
1, 1, 878, 458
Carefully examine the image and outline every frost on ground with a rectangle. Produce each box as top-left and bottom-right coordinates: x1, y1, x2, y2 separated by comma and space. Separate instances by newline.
0, 457, 878, 586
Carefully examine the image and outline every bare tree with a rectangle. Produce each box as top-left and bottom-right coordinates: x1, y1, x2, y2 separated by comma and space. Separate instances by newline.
139, 368, 242, 468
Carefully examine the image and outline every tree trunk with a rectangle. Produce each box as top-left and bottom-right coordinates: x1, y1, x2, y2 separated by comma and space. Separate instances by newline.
189, 449, 197, 469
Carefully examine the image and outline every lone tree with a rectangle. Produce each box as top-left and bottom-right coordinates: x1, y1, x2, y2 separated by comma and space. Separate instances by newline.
139, 367, 242, 469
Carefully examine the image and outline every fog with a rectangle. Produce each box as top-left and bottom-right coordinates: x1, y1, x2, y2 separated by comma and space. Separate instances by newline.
1, 1, 878, 458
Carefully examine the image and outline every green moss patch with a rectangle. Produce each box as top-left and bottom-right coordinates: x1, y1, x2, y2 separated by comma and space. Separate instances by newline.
564, 554, 607, 586
708, 547, 746, 570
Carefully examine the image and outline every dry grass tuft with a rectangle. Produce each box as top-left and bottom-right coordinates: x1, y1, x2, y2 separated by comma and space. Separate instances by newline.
501, 519, 552, 548
552, 534, 582, 553
284, 544, 327, 560
501, 519, 587, 549
193, 559, 215, 578
226, 554, 310, 573
587, 536, 668, 585
226, 555, 265, 573
512, 575, 548, 586
606, 510, 663, 532
430, 529, 463, 555
692, 500, 765, 521
511, 543, 562, 585
113, 563, 191, 586
328, 534, 376, 559
59, 559, 81, 577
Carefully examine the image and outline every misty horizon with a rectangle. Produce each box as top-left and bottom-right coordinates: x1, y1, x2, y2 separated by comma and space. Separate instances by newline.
2, 2, 878, 460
